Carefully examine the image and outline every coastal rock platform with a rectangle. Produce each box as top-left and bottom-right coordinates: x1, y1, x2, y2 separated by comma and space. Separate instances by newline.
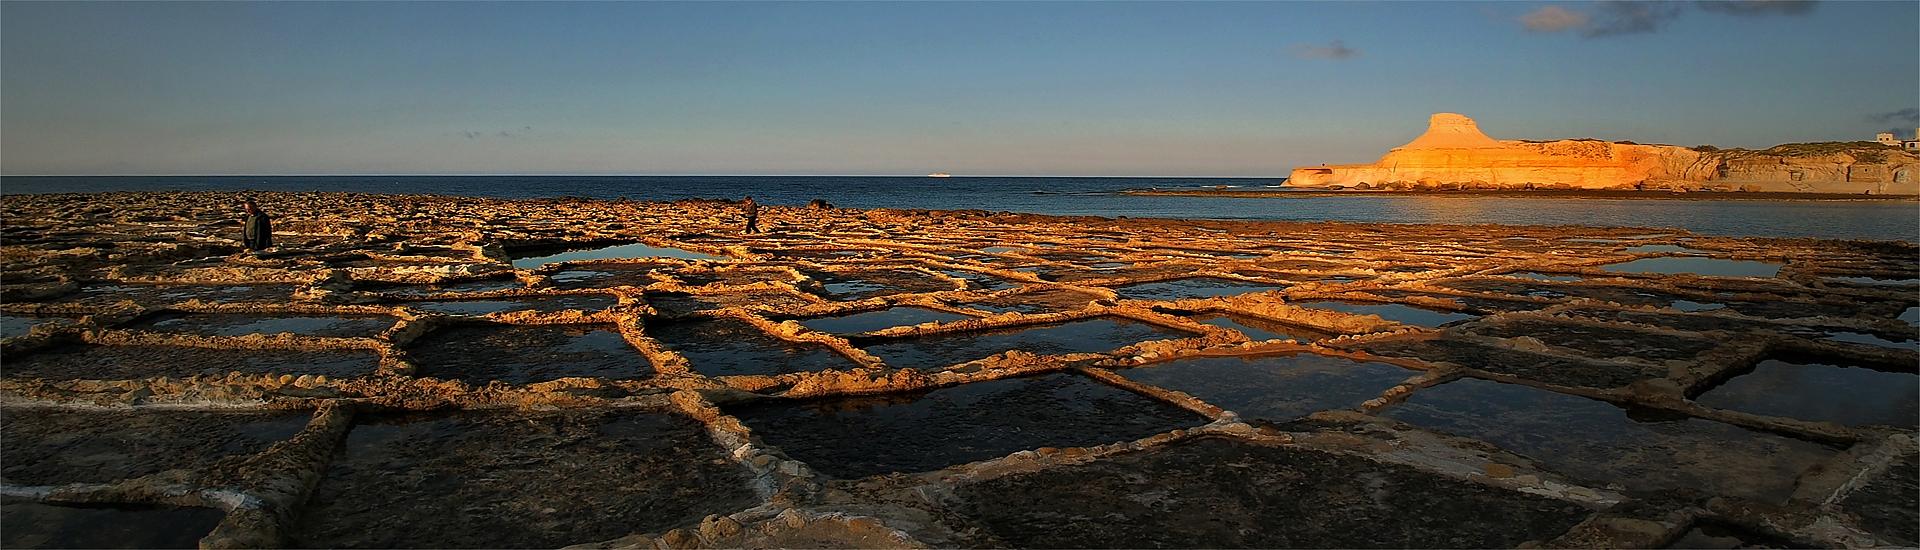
1, 191, 1915, 548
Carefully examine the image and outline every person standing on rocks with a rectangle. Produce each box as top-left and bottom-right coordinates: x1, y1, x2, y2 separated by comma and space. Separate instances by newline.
742, 195, 760, 234
241, 197, 273, 251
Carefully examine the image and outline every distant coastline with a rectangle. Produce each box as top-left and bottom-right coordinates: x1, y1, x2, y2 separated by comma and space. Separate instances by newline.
2, 175, 1913, 240
1122, 187, 1920, 202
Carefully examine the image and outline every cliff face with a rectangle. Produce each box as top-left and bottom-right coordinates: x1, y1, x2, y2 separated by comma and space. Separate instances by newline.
1288, 114, 1919, 194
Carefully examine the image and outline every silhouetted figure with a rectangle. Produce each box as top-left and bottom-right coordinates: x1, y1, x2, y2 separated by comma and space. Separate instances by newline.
742, 196, 760, 234
242, 197, 273, 251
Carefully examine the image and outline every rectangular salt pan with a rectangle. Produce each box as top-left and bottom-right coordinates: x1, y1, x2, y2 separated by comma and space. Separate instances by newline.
511, 243, 721, 269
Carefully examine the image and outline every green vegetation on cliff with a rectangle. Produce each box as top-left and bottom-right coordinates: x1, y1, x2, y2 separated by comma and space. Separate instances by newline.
1711, 141, 1904, 163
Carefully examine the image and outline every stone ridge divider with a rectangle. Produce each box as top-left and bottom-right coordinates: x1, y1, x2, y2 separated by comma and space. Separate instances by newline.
853, 308, 1101, 340
1283, 287, 1480, 316
197, 403, 355, 548
1072, 367, 1228, 421
724, 310, 888, 369
107, 264, 336, 286
1461, 309, 1734, 368
0, 405, 345, 549
86, 329, 385, 354
1536, 297, 1918, 340
618, 315, 697, 378
1210, 293, 1408, 334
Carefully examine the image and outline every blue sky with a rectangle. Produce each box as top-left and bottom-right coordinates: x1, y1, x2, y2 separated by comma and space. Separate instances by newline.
3, 1, 1915, 176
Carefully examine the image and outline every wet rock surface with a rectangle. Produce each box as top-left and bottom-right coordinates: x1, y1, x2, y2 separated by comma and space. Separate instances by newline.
860, 317, 1192, 370
408, 324, 653, 385
52, 283, 299, 307
1837, 454, 1919, 547
1, 192, 1913, 548
1117, 353, 1413, 425
0, 499, 226, 549
947, 437, 1591, 548
1381, 378, 1838, 503
1352, 336, 1664, 389
290, 409, 756, 549
727, 373, 1208, 478
1110, 277, 1286, 301
126, 312, 396, 337
1, 409, 309, 485
651, 317, 856, 376
799, 306, 971, 335
409, 294, 616, 316
4, 345, 381, 380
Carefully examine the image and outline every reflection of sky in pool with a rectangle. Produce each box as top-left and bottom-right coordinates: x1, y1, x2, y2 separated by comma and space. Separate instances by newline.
1625, 244, 1707, 254
1512, 272, 1583, 282
1601, 257, 1781, 278
1290, 301, 1474, 328
1, 315, 56, 338
801, 307, 971, 335
1669, 300, 1726, 312
1120, 353, 1412, 424
1383, 378, 1837, 503
1697, 359, 1917, 428
511, 243, 721, 269
863, 318, 1191, 370
1823, 331, 1920, 351
1112, 278, 1288, 301
144, 315, 395, 337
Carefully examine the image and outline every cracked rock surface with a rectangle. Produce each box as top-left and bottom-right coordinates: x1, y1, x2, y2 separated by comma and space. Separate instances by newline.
2, 191, 1915, 548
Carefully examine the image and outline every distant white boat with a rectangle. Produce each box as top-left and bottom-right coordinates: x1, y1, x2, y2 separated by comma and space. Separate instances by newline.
927, 172, 951, 178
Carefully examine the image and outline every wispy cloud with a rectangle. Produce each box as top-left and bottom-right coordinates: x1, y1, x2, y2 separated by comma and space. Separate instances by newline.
1696, 0, 1816, 16
1583, 1, 1685, 37
1290, 40, 1359, 61
1867, 108, 1920, 125
1520, 6, 1590, 32
1520, 0, 1818, 38
457, 126, 534, 140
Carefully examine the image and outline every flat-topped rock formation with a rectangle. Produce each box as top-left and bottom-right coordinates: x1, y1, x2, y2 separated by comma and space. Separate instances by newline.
1289, 113, 1919, 194
1, 192, 1916, 548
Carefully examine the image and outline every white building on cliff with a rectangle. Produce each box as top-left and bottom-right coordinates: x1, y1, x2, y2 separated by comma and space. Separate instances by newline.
1874, 129, 1919, 151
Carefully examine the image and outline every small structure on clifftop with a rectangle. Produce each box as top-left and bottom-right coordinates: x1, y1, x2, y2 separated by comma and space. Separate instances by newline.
1289, 113, 1919, 194
1874, 129, 1920, 151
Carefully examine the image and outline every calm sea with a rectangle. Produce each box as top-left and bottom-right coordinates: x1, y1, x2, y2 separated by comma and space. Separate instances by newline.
3, 175, 1915, 242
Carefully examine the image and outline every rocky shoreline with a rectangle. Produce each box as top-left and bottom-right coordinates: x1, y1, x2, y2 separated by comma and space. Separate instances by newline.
1, 191, 1916, 548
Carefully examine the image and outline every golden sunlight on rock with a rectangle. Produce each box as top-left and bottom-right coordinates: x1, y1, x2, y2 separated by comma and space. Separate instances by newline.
1289, 113, 1920, 194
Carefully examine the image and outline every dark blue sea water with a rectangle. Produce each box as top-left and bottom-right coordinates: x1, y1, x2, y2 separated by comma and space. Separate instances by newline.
3, 176, 1914, 242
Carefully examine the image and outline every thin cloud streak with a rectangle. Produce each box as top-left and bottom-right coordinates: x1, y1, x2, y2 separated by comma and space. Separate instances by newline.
1583, 1, 1686, 37
1290, 40, 1359, 60
1520, 0, 1819, 38
1697, 0, 1817, 16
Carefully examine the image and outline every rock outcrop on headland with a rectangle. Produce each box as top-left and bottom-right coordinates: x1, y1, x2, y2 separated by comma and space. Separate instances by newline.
1288, 113, 1919, 195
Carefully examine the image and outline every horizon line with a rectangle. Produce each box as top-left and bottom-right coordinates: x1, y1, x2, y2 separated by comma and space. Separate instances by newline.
0, 173, 1291, 179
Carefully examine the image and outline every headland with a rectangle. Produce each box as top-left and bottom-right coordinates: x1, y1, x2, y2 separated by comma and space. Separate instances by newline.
1282, 113, 1920, 195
